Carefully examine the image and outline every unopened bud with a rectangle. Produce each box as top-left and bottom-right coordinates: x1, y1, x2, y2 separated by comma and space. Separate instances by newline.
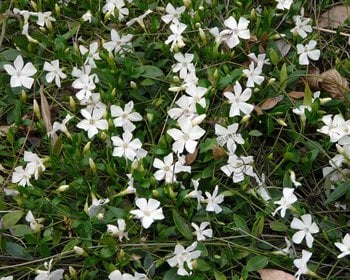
55, 4, 61, 16
152, 189, 159, 197
83, 141, 91, 154
250, 8, 256, 20
89, 158, 97, 174
108, 51, 114, 64
104, 11, 112, 22
198, 5, 204, 11
146, 113, 154, 123
241, 114, 251, 124
195, 22, 201, 28
69, 96, 76, 111
57, 184, 69, 192
173, 76, 180, 83
21, 90, 27, 103
74, 246, 87, 256
33, 99, 41, 119
69, 266, 77, 279
213, 69, 219, 80
183, 0, 191, 8
130, 81, 137, 89
277, 119, 287, 127
268, 78, 276, 85
97, 212, 104, 220
73, 41, 79, 54
100, 131, 108, 141
198, 28, 207, 44
30, 1, 38, 11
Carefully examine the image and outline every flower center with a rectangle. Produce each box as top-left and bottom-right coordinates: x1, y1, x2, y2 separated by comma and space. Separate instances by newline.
183, 133, 190, 141
122, 113, 128, 119
123, 143, 128, 149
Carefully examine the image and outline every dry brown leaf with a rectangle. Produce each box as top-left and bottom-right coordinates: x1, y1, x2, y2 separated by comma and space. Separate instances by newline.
305, 67, 321, 90
185, 147, 198, 165
287, 91, 304, 99
40, 85, 57, 145
260, 95, 283, 110
318, 5, 350, 28
254, 105, 264, 116
212, 144, 227, 160
0, 124, 15, 136
320, 69, 349, 100
258, 269, 296, 280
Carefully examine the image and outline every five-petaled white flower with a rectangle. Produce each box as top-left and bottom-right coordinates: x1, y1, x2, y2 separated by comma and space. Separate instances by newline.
130, 198, 165, 229
203, 185, 224, 214
111, 101, 142, 132
185, 85, 207, 108
161, 3, 186, 24
297, 40, 320, 65
167, 95, 197, 121
165, 22, 187, 52
221, 154, 256, 183
79, 42, 101, 68
291, 14, 312, 38
107, 219, 129, 241
4, 55, 37, 89
187, 179, 204, 210
167, 241, 201, 276
276, 0, 293, 10
111, 131, 143, 161
191, 222, 213, 241
172, 52, 195, 79
77, 108, 108, 139
87, 193, 109, 218
103, 29, 133, 55
224, 81, 254, 117
167, 117, 205, 154
49, 114, 74, 138
335, 233, 350, 258
36, 11, 56, 29
43, 59, 67, 88
24, 151, 45, 180
215, 123, 244, 149
272, 188, 297, 217
34, 259, 64, 280
11, 166, 32, 187
102, 0, 129, 20
220, 16, 250, 49
26, 210, 44, 232
290, 170, 302, 187
242, 62, 264, 88
291, 214, 319, 248
294, 250, 312, 280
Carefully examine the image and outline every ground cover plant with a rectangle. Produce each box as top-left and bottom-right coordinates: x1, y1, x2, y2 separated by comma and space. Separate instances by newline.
0, 0, 350, 279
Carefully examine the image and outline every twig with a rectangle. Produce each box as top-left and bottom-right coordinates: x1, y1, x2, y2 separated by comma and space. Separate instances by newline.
314, 26, 350, 39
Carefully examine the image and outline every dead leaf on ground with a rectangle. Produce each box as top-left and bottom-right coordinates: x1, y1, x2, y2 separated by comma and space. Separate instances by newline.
185, 147, 198, 165
320, 69, 349, 100
0, 124, 15, 136
318, 5, 350, 28
305, 67, 321, 90
258, 269, 296, 280
212, 144, 227, 160
260, 95, 283, 110
40, 85, 57, 146
254, 105, 264, 116
287, 91, 304, 99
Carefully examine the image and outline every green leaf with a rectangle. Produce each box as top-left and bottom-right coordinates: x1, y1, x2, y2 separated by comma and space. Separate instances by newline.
163, 268, 179, 280
1, 210, 24, 229
196, 259, 212, 271
214, 270, 226, 280
303, 83, 312, 106
139, 65, 164, 79
233, 214, 249, 233
246, 256, 269, 272
249, 130, 263, 137
270, 221, 288, 232
172, 210, 193, 240
251, 215, 264, 237
5, 242, 32, 260
9, 225, 32, 237
326, 181, 350, 204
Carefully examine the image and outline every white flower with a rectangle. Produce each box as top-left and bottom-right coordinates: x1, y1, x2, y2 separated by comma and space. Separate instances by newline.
220, 16, 250, 48
167, 117, 205, 154
242, 62, 264, 88
291, 15, 312, 38
49, 114, 74, 138
272, 188, 297, 217
103, 29, 133, 55
224, 81, 254, 117
290, 170, 302, 187
215, 123, 244, 149
108, 270, 148, 280
276, 0, 293, 10
203, 185, 224, 214
126, 9, 152, 28
161, 3, 186, 24
107, 219, 129, 241
82, 10, 92, 22
26, 210, 44, 232
77, 108, 108, 139
297, 40, 320, 65
79, 42, 101, 68
294, 250, 312, 280
167, 96, 197, 121
130, 198, 164, 229
185, 85, 207, 108
187, 179, 204, 210
221, 154, 256, 183
111, 132, 143, 161
87, 194, 109, 218
24, 151, 45, 180
167, 242, 201, 276
36, 11, 56, 28
43, 60, 66, 88
71, 65, 98, 100
191, 222, 213, 241
102, 0, 129, 20
165, 22, 187, 52
11, 165, 32, 187
80, 93, 106, 113
0, 277, 13, 280
172, 53, 195, 79
292, 104, 311, 123
281, 237, 292, 255
291, 214, 319, 248
317, 114, 349, 143
35, 259, 64, 280
335, 233, 350, 258
111, 101, 142, 132
247, 53, 270, 68
153, 153, 191, 184
4, 55, 37, 89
